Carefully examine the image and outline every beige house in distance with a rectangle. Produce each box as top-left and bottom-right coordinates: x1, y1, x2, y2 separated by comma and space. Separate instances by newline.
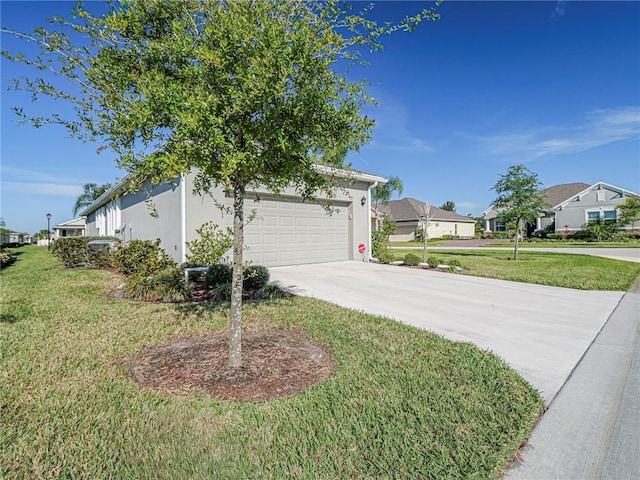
380, 197, 476, 241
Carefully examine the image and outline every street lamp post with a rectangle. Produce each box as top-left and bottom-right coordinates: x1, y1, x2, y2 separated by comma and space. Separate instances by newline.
46, 213, 52, 251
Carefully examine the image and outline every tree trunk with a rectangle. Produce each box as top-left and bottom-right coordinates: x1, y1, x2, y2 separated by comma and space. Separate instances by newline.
229, 181, 245, 367
513, 221, 520, 261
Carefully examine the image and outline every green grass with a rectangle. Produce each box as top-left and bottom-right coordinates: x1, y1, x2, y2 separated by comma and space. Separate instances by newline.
482, 240, 640, 248
389, 239, 447, 247
1, 246, 542, 479
391, 248, 640, 290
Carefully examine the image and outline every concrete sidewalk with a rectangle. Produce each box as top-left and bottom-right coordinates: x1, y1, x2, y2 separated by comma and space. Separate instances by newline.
270, 261, 624, 404
506, 278, 640, 479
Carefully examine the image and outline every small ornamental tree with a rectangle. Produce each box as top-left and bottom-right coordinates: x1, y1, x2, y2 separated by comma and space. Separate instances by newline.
2, 0, 440, 367
492, 165, 548, 260
618, 197, 640, 231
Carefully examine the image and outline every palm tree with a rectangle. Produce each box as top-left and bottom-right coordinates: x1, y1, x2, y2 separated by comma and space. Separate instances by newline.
372, 175, 403, 230
73, 183, 111, 216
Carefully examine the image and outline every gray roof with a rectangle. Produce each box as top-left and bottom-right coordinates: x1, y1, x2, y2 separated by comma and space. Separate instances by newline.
541, 183, 590, 208
380, 198, 476, 223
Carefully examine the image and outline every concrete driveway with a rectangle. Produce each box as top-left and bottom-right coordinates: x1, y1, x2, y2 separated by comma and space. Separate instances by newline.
270, 261, 624, 404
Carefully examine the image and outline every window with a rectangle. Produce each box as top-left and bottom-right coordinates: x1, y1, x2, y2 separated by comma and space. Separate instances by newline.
454, 224, 458, 235
495, 221, 507, 231
587, 211, 600, 221
603, 210, 617, 221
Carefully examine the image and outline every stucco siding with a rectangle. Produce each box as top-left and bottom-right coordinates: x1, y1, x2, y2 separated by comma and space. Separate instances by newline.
184, 173, 372, 265
109, 181, 184, 261
389, 224, 418, 242
555, 187, 628, 231
428, 221, 475, 238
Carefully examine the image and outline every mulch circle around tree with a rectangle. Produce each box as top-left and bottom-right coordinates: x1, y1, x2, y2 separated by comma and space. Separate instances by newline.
130, 327, 336, 402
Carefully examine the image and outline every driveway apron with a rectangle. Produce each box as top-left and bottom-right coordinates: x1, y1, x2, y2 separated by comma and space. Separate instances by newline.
270, 261, 623, 404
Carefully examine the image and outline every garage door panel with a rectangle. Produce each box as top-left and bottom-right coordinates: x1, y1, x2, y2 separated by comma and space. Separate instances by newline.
243, 197, 350, 267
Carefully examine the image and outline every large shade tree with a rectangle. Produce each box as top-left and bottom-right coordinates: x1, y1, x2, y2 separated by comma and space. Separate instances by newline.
492, 164, 547, 260
2, 0, 440, 367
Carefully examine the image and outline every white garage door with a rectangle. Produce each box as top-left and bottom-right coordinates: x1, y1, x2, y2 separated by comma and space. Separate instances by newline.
243, 197, 350, 267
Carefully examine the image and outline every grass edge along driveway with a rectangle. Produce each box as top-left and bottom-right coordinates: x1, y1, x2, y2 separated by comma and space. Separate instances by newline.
390, 248, 640, 290
1, 246, 542, 479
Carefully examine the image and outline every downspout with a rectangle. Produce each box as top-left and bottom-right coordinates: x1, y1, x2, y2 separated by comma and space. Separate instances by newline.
180, 173, 187, 263
368, 181, 378, 261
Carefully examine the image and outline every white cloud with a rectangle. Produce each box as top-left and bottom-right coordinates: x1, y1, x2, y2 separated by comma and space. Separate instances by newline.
551, 1, 567, 20
366, 94, 434, 154
1, 165, 83, 185
2, 182, 82, 197
470, 106, 640, 161
455, 201, 478, 211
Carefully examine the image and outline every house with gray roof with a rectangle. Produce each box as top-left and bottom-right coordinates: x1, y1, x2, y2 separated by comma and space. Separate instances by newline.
482, 181, 639, 235
380, 198, 476, 241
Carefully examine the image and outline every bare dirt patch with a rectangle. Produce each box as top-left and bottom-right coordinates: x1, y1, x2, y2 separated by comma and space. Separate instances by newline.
130, 327, 336, 402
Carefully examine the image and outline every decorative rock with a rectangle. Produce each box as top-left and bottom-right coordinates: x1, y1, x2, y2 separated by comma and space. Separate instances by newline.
390, 261, 405, 266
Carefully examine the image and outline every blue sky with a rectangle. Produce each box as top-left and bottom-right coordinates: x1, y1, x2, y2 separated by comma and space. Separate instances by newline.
1, 1, 639, 234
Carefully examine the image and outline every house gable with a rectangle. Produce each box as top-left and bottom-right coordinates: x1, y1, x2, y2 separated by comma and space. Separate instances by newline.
554, 181, 640, 230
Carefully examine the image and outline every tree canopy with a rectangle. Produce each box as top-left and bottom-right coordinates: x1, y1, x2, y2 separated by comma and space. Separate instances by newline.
618, 196, 640, 231
372, 175, 404, 207
440, 200, 455, 212
492, 164, 547, 260
2, 0, 440, 366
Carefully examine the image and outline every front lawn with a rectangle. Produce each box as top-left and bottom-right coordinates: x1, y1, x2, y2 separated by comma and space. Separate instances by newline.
483, 240, 640, 248
390, 248, 640, 290
389, 239, 447, 247
1, 246, 543, 479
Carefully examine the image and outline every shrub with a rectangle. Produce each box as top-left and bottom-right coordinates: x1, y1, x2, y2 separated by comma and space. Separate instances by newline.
111, 239, 175, 276
372, 230, 389, 259
613, 231, 640, 241
545, 233, 561, 240
185, 222, 233, 266
403, 253, 420, 266
449, 259, 462, 267
377, 251, 395, 264
257, 281, 287, 300
211, 282, 232, 302
0, 248, 16, 268
90, 249, 112, 269
205, 264, 233, 289
243, 265, 270, 291
426, 256, 442, 267
124, 268, 191, 302
580, 219, 618, 241
52, 236, 120, 267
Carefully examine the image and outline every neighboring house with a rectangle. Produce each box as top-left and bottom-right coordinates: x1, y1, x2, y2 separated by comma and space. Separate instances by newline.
53, 218, 86, 239
3, 231, 29, 244
482, 181, 640, 235
80, 167, 386, 266
380, 198, 476, 241
554, 182, 640, 232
